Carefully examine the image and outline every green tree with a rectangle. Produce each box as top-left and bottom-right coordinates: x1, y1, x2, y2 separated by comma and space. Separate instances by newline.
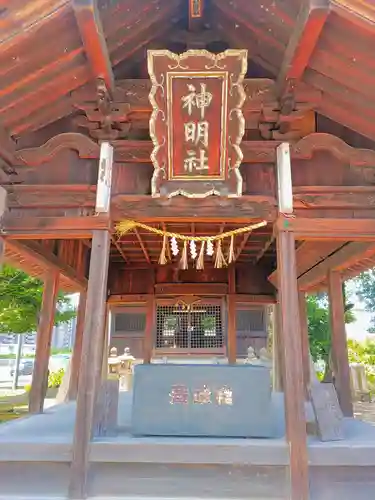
307, 287, 355, 379
355, 269, 375, 332
0, 265, 75, 334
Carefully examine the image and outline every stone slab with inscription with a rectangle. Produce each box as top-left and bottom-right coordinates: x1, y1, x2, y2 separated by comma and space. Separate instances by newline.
310, 382, 345, 442
131, 364, 278, 438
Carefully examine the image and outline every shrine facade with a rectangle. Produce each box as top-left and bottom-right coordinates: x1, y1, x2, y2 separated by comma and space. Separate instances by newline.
2, 1, 375, 500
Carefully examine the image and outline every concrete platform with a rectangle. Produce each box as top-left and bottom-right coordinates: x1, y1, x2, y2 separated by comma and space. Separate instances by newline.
1, 393, 375, 499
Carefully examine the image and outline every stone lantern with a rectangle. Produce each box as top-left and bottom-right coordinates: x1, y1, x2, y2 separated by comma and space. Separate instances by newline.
107, 346, 121, 378
118, 347, 135, 391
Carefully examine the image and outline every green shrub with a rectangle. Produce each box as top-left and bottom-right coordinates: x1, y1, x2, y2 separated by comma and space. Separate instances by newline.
48, 368, 65, 388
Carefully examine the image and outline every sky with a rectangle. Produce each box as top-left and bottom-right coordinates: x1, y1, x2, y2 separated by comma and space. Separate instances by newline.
346, 280, 374, 342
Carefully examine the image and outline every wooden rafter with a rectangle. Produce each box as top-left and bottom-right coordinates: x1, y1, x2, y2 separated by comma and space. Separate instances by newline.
72, 0, 114, 93
5, 240, 87, 291
111, 236, 128, 264
277, 0, 330, 97
236, 232, 251, 260
255, 234, 275, 263
134, 227, 151, 264
298, 242, 375, 290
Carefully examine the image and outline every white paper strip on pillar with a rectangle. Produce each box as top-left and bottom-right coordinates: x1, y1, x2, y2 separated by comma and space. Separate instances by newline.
276, 142, 293, 214
95, 142, 114, 214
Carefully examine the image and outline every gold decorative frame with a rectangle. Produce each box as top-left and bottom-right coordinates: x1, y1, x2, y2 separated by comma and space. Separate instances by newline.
148, 49, 248, 198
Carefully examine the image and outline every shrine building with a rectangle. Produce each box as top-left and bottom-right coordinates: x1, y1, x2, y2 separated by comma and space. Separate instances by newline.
2, 1, 375, 499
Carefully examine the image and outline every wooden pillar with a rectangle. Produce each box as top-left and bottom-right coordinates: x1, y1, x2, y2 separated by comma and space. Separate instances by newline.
69, 230, 111, 499
298, 291, 311, 394
227, 295, 237, 364
29, 271, 59, 414
277, 230, 309, 500
143, 296, 155, 364
227, 266, 237, 364
67, 291, 87, 401
272, 302, 283, 392
101, 304, 110, 378
327, 270, 353, 417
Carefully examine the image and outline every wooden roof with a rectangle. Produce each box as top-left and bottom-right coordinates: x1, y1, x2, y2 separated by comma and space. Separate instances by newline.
2, 0, 375, 289
1, 0, 375, 142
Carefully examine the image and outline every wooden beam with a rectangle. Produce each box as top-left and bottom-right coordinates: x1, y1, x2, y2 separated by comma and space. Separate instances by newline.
227, 267, 236, 363
256, 234, 275, 263
327, 271, 353, 417
29, 272, 59, 413
298, 242, 375, 290
276, 217, 375, 241
111, 236, 128, 264
69, 230, 111, 499
272, 301, 283, 392
134, 227, 151, 264
72, 0, 114, 93
68, 291, 87, 401
276, 231, 309, 500
277, 0, 330, 96
112, 194, 276, 222
5, 240, 87, 291
236, 232, 251, 260
2, 215, 110, 238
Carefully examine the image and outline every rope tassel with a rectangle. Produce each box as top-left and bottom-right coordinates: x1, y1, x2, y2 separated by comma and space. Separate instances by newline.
179, 241, 188, 270
227, 234, 235, 264
158, 234, 168, 265
215, 240, 227, 269
196, 241, 205, 270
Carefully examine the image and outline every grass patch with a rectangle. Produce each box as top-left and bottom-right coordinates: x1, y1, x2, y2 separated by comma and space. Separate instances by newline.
0, 392, 29, 423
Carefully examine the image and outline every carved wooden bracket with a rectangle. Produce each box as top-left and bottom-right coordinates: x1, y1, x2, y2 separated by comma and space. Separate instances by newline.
15, 133, 100, 166
74, 79, 131, 140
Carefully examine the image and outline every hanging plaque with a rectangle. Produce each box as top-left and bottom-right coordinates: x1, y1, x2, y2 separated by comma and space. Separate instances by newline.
147, 49, 247, 198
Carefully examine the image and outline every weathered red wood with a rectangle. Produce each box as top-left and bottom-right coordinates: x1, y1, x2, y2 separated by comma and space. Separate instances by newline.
3, 215, 110, 238
5, 240, 87, 290
273, 301, 283, 392
332, 1, 375, 35
277, 0, 330, 95
112, 194, 276, 222
293, 187, 375, 211
227, 294, 237, 364
298, 242, 375, 290
68, 291, 87, 401
143, 296, 155, 364
148, 49, 246, 197
276, 230, 309, 500
327, 270, 353, 417
29, 271, 59, 413
13, 132, 375, 170
15, 132, 99, 165
69, 230, 111, 499
72, 0, 114, 93
277, 217, 375, 240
